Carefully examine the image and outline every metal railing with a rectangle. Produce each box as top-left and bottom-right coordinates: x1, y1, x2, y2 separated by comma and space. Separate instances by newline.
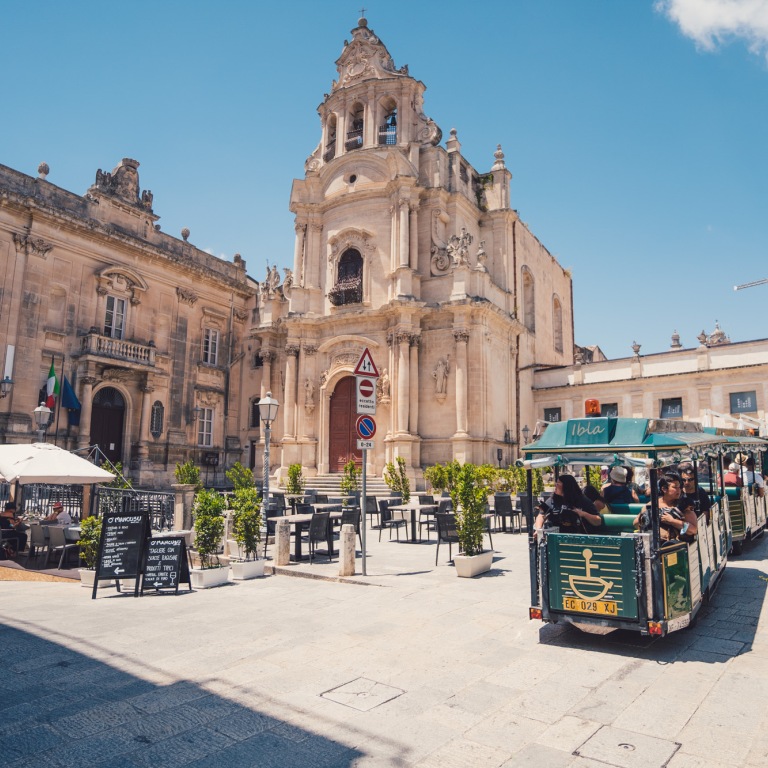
328, 274, 363, 306
345, 129, 363, 151
94, 487, 175, 531
19, 484, 84, 522
378, 124, 397, 145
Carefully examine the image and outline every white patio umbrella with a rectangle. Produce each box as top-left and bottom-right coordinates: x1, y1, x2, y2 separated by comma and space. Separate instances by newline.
0, 443, 115, 485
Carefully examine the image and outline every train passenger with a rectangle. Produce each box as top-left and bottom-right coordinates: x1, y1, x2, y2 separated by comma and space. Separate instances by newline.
583, 484, 607, 513
534, 474, 603, 537
602, 466, 637, 505
724, 462, 743, 487
634, 473, 698, 542
742, 457, 765, 497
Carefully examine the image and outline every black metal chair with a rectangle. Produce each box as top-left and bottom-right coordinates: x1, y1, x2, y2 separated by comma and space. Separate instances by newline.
493, 493, 516, 533
378, 499, 407, 541
363, 495, 379, 528
416, 495, 437, 540
308, 511, 332, 563
339, 507, 362, 549
314, 493, 329, 504
262, 504, 285, 559
518, 496, 533, 533
435, 513, 460, 565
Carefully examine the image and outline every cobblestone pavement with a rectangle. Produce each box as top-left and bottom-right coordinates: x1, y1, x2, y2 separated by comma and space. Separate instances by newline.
2, 528, 768, 767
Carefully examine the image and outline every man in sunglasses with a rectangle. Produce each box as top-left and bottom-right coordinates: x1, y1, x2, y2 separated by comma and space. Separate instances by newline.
678, 463, 712, 524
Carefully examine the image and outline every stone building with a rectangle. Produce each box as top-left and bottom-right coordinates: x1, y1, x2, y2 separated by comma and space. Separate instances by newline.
0, 158, 255, 487
253, 16, 574, 479
532, 326, 768, 436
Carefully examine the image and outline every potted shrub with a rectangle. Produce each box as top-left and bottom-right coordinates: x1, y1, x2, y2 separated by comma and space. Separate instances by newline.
285, 463, 305, 495
384, 456, 410, 503
77, 515, 113, 588
424, 460, 461, 497
191, 488, 228, 588
339, 459, 360, 505
229, 486, 264, 579
451, 463, 495, 577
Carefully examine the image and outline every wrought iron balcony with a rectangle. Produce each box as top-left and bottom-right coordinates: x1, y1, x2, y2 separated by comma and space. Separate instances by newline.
80, 330, 156, 365
328, 275, 363, 307
378, 124, 397, 145
345, 129, 363, 151
323, 142, 336, 162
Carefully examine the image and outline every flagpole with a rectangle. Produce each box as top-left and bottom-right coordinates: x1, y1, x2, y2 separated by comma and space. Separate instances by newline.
53, 356, 64, 447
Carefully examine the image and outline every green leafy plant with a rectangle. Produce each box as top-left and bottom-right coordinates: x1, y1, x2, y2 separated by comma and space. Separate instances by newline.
175, 460, 202, 490
78, 515, 102, 569
226, 461, 254, 491
586, 465, 602, 492
285, 463, 305, 495
424, 460, 461, 496
451, 463, 494, 557
193, 488, 226, 569
339, 460, 361, 501
100, 460, 131, 489
231, 487, 262, 561
384, 456, 410, 503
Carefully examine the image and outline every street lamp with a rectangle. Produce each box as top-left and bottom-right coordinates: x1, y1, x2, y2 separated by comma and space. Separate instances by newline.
258, 391, 279, 507
0, 375, 13, 399
521, 424, 530, 446
33, 403, 52, 442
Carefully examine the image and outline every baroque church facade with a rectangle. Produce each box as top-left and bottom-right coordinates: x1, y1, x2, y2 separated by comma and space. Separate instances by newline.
0, 17, 574, 486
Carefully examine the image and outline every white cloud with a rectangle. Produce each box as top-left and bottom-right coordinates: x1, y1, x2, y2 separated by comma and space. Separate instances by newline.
656, 0, 768, 58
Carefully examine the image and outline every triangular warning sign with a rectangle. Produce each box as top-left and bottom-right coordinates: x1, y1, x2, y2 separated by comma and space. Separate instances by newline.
353, 347, 380, 377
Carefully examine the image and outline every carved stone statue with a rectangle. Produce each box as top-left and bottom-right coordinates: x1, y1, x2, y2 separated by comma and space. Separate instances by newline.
267, 264, 280, 294
433, 358, 449, 395
377, 368, 391, 403
282, 268, 293, 298
304, 377, 315, 406
446, 227, 472, 267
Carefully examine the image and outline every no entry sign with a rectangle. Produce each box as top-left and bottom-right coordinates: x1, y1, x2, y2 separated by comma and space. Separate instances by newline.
356, 376, 376, 415
356, 415, 376, 440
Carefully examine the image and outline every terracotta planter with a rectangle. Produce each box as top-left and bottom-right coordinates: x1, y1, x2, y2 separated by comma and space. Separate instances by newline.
454, 550, 494, 578
231, 559, 265, 580
190, 566, 229, 589
78, 569, 114, 588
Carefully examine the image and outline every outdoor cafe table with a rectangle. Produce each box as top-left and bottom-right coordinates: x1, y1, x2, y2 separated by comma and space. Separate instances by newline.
285, 510, 342, 562
387, 503, 437, 543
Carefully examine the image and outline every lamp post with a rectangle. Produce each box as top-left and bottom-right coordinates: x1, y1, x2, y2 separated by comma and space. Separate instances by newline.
521, 424, 530, 446
258, 391, 279, 508
0, 375, 13, 399
33, 403, 52, 443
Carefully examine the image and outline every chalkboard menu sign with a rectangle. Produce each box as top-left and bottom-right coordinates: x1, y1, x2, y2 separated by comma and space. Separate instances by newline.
92, 512, 150, 599
141, 537, 191, 594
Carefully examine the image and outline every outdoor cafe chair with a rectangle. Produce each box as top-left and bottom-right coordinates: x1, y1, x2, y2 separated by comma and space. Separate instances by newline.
378, 499, 407, 542
435, 513, 460, 565
339, 507, 362, 549
308, 511, 332, 563
363, 495, 378, 528
263, 505, 285, 559
417, 494, 437, 539
23, 523, 48, 566
314, 493, 329, 504
46, 525, 79, 570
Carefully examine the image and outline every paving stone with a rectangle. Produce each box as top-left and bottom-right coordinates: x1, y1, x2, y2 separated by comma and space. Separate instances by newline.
575, 725, 679, 767
536, 716, 602, 754
501, 743, 575, 767
414, 737, 511, 767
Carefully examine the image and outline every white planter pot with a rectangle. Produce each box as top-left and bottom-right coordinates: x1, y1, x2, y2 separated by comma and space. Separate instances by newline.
190, 566, 229, 589
230, 559, 265, 580
454, 550, 494, 578
78, 569, 114, 588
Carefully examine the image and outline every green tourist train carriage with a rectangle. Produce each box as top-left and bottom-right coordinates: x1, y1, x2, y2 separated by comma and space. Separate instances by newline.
521, 416, 766, 637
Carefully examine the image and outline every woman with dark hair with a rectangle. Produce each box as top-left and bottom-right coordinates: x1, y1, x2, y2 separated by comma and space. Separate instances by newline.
534, 474, 603, 536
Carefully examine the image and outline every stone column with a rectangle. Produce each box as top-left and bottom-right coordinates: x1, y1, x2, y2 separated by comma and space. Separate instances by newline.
260, 350, 274, 398
284, 345, 300, 439
77, 376, 98, 450
454, 329, 470, 435
137, 377, 154, 460
409, 334, 420, 434
307, 223, 323, 289
409, 205, 419, 270
293, 222, 306, 287
300, 345, 317, 439
399, 199, 410, 268
397, 331, 410, 434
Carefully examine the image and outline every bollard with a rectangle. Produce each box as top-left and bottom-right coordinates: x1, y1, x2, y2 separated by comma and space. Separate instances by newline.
275, 518, 291, 566
339, 523, 356, 577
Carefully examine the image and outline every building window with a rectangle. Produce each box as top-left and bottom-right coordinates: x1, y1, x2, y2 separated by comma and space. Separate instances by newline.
730, 390, 757, 414
553, 296, 563, 353
345, 102, 364, 151
378, 108, 397, 145
198, 407, 213, 447
601, 402, 619, 417
203, 328, 219, 365
329, 248, 363, 306
104, 295, 126, 339
660, 397, 683, 419
150, 401, 164, 439
543, 407, 561, 423
522, 267, 535, 332
250, 398, 261, 429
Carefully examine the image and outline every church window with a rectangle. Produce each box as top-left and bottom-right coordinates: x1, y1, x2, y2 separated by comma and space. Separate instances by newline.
378, 108, 397, 145
198, 407, 214, 447
329, 248, 363, 306
150, 401, 164, 439
345, 103, 365, 151
522, 268, 535, 332
553, 296, 563, 353
203, 328, 219, 365
104, 295, 126, 339
250, 397, 261, 429
324, 115, 337, 162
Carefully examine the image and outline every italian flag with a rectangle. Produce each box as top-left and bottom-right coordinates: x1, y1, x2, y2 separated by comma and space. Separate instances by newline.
46, 361, 59, 409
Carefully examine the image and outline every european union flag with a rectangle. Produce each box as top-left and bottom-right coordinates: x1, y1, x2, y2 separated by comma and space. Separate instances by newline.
62, 376, 81, 426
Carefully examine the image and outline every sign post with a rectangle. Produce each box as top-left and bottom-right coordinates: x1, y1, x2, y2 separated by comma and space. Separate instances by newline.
354, 348, 379, 576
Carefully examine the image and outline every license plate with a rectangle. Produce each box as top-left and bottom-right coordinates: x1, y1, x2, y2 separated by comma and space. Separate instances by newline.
563, 597, 618, 615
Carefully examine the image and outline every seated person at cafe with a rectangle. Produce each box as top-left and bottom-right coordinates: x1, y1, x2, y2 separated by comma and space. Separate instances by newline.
1, 501, 28, 555
534, 474, 603, 537
602, 466, 637, 505
633, 473, 697, 544
44, 501, 72, 525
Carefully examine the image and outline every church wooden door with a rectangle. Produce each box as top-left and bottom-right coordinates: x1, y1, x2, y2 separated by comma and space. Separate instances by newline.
328, 376, 362, 472
90, 386, 125, 465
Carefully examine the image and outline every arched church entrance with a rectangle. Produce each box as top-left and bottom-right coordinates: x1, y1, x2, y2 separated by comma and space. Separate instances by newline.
90, 386, 126, 465
328, 375, 362, 472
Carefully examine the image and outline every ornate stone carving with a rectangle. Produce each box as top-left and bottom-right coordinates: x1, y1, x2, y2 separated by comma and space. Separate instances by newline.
260, 350, 275, 363
386, 331, 394, 347
282, 268, 294, 298
632, 341, 641, 357
396, 331, 412, 345
304, 377, 316, 415
476, 240, 488, 272
13, 233, 53, 260
176, 286, 198, 306
286, 345, 300, 357
233, 308, 248, 323
102, 368, 134, 382
377, 368, 391, 404
453, 329, 470, 343
432, 358, 450, 397
328, 228, 375, 264
446, 228, 473, 267
197, 390, 220, 407
303, 345, 317, 356
89, 158, 153, 211
320, 369, 329, 388
333, 352, 358, 367
81, 376, 99, 387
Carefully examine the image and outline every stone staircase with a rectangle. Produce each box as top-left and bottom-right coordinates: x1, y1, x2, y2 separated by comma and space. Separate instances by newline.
290, 475, 391, 496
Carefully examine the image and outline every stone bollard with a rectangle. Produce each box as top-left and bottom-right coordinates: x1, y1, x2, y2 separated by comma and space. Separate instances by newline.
339, 524, 356, 577
275, 518, 291, 566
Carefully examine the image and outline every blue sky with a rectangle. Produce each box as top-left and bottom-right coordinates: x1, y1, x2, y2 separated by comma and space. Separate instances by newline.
3, 0, 767, 359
